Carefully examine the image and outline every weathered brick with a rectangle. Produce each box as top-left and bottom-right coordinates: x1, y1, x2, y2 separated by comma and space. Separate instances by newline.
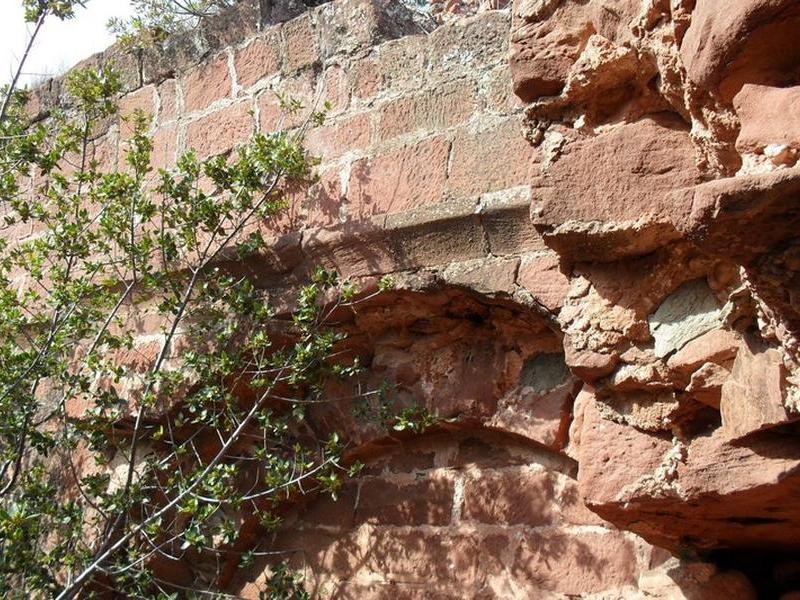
257, 72, 315, 133
305, 113, 371, 160
377, 79, 476, 142
186, 101, 254, 158
350, 56, 382, 100
182, 54, 232, 112
448, 116, 540, 197
483, 64, 524, 114
513, 529, 638, 594
157, 79, 178, 123
462, 466, 559, 525
383, 199, 488, 269
348, 136, 450, 217
234, 33, 281, 89
375, 34, 428, 92
282, 14, 319, 73
320, 64, 350, 114
355, 475, 454, 525
150, 123, 178, 171
315, 0, 418, 60
118, 85, 156, 141
427, 10, 510, 79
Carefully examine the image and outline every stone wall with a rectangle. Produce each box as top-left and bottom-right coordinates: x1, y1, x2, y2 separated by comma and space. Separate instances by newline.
23, 0, 800, 597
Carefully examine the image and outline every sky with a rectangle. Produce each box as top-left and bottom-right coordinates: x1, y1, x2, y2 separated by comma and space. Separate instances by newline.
0, 0, 135, 88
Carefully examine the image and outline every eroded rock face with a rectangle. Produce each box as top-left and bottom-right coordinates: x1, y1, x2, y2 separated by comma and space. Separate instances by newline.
509, 0, 800, 584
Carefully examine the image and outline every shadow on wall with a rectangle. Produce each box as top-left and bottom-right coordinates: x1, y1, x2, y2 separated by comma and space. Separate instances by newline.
228, 428, 645, 599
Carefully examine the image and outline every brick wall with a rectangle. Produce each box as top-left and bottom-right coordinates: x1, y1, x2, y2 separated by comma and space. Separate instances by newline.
22, 0, 671, 596
230, 430, 660, 598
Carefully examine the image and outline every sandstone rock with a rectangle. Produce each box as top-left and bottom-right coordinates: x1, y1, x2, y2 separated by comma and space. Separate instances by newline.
516, 252, 570, 312
531, 118, 700, 263
678, 166, 800, 263
686, 362, 730, 408
509, 0, 640, 103
564, 342, 619, 381
510, 9, 593, 102
680, 0, 800, 100
649, 279, 724, 359
734, 84, 800, 155
490, 353, 578, 448
578, 390, 800, 552
666, 328, 739, 378
720, 336, 795, 440
637, 558, 757, 600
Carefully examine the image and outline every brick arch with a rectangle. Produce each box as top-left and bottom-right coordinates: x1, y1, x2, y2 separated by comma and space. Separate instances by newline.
215, 286, 661, 598
227, 427, 655, 599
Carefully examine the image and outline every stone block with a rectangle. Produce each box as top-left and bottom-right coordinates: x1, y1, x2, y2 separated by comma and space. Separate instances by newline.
461, 466, 559, 526
376, 79, 477, 142
513, 529, 638, 594
649, 279, 723, 359
117, 85, 156, 141
304, 112, 371, 160
234, 32, 281, 89
721, 336, 794, 440
448, 117, 540, 197
517, 252, 570, 312
282, 13, 319, 73
182, 53, 232, 112
355, 475, 454, 526
348, 136, 450, 217
185, 101, 254, 158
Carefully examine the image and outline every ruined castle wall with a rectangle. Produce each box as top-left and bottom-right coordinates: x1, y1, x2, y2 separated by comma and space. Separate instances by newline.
21, 0, 800, 597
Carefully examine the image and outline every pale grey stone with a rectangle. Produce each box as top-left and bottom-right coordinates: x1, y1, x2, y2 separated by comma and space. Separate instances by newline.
649, 279, 722, 358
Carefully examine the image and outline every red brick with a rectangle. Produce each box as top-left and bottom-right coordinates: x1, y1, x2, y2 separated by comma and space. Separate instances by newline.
182, 53, 232, 112
347, 136, 450, 217
377, 79, 476, 142
304, 113, 371, 160
448, 116, 540, 197
157, 79, 178, 122
304, 166, 344, 228
350, 57, 382, 100
513, 530, 638, 594
186, 101, 254, 158
234, 33, 281, 89
282, 14, 319, 73
118, 85, 156, 141
355, 475, 454, 525
257, 72, 315, 133
150, 123, 178, 171
462, 467, 560, 526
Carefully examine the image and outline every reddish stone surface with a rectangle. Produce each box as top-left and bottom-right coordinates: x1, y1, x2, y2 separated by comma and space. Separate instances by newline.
448, 117, 540, 197
182, 53, 232, 112
516, 253, 570, 312
157, 79, 178, 122
117, 85, 156, 140
376, 79, 476, 142
234, 32, 281, 89
282, 13, 319, 73
347, 137, 450, 217
185, 101, 254, 158
32, 0, 800, 595
734, 84, 800, 152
